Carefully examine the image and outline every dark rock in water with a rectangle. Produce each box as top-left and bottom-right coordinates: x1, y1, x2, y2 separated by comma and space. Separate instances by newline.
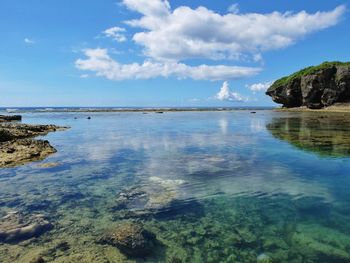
250, 111, 256, 114
54, 241, 70, 251
0, 212, 53, 243
29, 256, 45, 263
266, 62, 350, 108
87, 116, 91, 119
100, 221, 157, 257
0, 115, 22, 122
155, 111, 164, 114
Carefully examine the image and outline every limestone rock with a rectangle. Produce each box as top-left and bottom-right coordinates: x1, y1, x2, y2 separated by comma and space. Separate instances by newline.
0, 123, 67, 167
266, 62, 350, 109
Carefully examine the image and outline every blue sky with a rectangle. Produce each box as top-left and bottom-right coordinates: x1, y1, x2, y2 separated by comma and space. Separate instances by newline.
0, 0, 349, 107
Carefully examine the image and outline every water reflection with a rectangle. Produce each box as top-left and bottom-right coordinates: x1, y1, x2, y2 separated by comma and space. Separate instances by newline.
267, 113, 350, 157
1, 111, 350, 262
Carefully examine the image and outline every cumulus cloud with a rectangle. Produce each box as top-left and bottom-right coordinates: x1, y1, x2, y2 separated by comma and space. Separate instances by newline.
24, 38, 35, 44
76, 2, 345, 82
215, 81, 245, 102
122, 1, 345, 61
122, 0, 170, 17
103, 27, 127, 42
246, 81, 273, 93
75, 48, 260, 81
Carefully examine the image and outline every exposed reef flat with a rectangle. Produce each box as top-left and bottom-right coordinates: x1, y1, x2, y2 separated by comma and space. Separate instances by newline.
0, 120, 67, 168
274, 103, 350, 113
0, 115, 22, 122
266, 61, 350, 109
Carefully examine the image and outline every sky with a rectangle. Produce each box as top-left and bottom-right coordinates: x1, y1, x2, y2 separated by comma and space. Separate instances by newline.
0, 0, 349, 107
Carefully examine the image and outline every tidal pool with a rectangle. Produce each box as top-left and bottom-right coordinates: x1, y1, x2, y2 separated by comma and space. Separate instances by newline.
1, 110, 350, 263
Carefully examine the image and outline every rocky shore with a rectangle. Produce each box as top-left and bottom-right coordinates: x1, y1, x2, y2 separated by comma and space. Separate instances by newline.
0, 116, 67, 168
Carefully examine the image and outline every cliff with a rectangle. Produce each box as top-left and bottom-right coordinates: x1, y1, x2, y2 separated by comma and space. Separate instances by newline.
266, 62, 350, 109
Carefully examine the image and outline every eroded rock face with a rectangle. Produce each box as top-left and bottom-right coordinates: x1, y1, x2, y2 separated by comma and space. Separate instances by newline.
0, 212, 53, 243
266, 64, 350, 108
100, 221, 157, 257
0, 123, 67, 168
268, 78, 302, 108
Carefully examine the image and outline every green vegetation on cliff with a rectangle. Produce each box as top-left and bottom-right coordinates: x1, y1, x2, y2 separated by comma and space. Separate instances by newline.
268, 61, 350, 92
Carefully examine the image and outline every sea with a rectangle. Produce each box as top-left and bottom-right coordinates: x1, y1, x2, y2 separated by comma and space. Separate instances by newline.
1, 108, 350, 262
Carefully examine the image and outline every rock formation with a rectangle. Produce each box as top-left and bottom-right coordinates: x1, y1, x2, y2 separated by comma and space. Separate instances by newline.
266, 62, 350, 108
100, 221, 157, 257
0, 120, 67, 167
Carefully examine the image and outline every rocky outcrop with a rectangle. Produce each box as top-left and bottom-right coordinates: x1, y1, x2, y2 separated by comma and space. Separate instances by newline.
0, 139, 57, 168
100, 221, 157, 257
0, 123, 64, 142
266, 62, 350, 108
0, 121, 67, 168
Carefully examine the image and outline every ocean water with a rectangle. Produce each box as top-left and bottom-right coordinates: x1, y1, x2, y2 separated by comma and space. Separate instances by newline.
1, 110, 350, 263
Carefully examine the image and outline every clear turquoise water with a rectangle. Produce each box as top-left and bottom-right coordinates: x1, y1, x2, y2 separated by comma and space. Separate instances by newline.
1, 111, 350, 262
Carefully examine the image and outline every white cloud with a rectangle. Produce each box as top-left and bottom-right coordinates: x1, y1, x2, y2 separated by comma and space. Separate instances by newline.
103, 27, 127, 42
228, 4, 239, 14
75, 48, 260, 81
80, 74, 89, 79
246, 81, 273, 93
122, 1, 345, 61
76, 2, 345, 83
24, 38, 35, 44
215, 81, 245, 102
122, 0, 170, 17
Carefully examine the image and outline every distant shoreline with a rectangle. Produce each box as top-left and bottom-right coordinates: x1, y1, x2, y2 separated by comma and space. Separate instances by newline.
1, 107, 274, 113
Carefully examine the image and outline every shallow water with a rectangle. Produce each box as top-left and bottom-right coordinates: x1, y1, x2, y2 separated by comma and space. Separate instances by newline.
1, 111, 350, 263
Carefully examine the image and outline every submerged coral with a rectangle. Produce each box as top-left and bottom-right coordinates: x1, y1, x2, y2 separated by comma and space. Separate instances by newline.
0, 212, 52, 243
100, 221, 158, 258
